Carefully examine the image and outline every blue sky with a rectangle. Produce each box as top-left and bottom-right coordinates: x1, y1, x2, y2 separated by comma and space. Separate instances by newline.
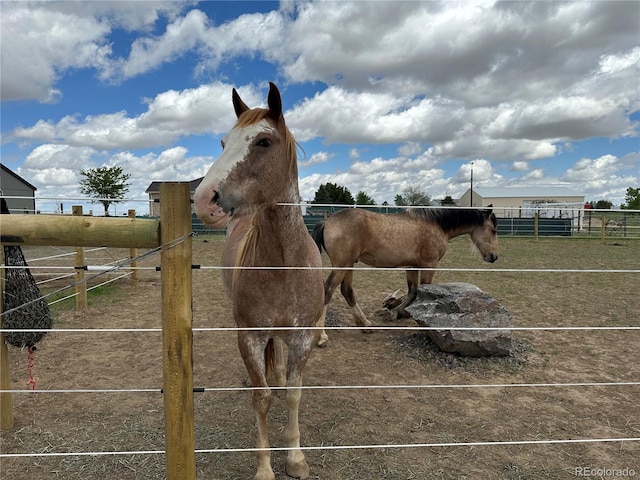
1, 1, 638, 215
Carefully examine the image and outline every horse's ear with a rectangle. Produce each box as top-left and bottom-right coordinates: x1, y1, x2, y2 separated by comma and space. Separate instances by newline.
485, 204, 493, 216
267, 82, 283, 121
232, 88, 250, 118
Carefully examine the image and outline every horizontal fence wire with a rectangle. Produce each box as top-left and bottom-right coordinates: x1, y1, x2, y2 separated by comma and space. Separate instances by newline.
3, 265, 639, 273
3, 381, 640, 395
2, 223, 637, 467
2, 437, 639, 459
2, 325, 640, 334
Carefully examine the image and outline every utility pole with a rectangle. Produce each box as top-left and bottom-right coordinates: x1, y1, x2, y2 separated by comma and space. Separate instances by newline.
470, 162, 474, 207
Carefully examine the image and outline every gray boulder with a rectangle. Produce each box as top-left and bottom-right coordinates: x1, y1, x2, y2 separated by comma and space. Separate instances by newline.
404, 283, 514, 357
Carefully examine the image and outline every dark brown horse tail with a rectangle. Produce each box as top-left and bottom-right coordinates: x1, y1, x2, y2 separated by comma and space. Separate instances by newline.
264, 338, 275, 379
311, 221, 326, 253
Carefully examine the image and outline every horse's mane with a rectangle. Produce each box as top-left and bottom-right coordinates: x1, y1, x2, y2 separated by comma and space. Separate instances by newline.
405, 208, 494, 232
233, 217, 260, 288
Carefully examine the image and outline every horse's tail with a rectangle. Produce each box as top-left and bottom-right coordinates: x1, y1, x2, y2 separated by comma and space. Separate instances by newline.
264, 338, 276, 379
311, 221, 326, 253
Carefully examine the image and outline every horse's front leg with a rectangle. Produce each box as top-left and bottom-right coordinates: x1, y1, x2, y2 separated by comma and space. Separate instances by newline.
283, 335, 314, 479
390, 269, 420, 320
284, 373, 309, 479
238, 333, 275, 480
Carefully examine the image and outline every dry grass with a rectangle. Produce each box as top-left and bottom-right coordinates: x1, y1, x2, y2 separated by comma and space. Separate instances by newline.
1, 235, 638, 479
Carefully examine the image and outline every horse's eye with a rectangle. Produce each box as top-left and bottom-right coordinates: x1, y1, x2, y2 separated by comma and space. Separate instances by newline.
256, 138, 272, 148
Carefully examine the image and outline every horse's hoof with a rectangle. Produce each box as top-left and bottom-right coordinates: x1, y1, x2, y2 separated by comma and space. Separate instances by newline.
286, 459, 310, 479
254, 469, 275, 480
317, 338, 331, 348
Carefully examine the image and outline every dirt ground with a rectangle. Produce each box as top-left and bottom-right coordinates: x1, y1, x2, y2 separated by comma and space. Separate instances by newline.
1, 237, 639, 479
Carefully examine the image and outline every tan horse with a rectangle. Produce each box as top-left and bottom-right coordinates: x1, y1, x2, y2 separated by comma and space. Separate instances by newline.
312, 206, 498, 346
194, 83, 324, 480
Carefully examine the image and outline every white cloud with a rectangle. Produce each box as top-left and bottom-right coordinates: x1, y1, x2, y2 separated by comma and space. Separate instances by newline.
10, 82, 260, 149
562, 154, 620, 183
3, 1, 638, 208
299, 151, 333, 169
348, 148, 360, 160
0, 1, 185, 102
511, 161, 529, 172
17, 144, 213, 215
22, 144, 98, 170
522, 169, 545, 181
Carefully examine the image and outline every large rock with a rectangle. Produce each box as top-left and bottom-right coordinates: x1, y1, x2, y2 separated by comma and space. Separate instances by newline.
404, 283, 514, 357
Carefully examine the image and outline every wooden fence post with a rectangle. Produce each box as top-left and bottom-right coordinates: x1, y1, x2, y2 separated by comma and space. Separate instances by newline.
128, 210, 138, 284
73, 206, 87, 311
1, 248, 15, 430
601, 214, 606, 243
534, 212, 539, 241
160, 183, 195, 480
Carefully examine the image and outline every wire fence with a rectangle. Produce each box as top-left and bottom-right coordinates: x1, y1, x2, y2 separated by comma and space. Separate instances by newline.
1, 222, 638, 477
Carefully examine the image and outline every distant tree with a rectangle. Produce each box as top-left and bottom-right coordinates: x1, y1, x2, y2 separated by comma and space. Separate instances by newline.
621, 187, 640, 211
440, 195, 456, 206
394, 185, 431, 206
588, 200, 613, 209
355, 191, 376, 205
312, 182, 355, 205
79, 166, 131, 216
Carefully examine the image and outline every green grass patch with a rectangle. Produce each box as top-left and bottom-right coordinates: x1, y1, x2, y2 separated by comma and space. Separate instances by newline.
46, 282, 123, 317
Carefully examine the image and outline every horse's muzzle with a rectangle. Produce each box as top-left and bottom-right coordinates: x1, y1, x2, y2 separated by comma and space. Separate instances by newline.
484, 253, 498, 263
194, 185, 230, 228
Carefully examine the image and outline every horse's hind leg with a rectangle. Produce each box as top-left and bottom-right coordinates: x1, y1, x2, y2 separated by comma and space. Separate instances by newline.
273, 337, 286, 388
341, 270, 372, 328
238, 333, 275, 480
316, 270, 345, 347
315, 305, 329, 347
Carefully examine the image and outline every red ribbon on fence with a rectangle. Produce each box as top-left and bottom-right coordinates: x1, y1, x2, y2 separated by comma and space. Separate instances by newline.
26, 346, 38, 392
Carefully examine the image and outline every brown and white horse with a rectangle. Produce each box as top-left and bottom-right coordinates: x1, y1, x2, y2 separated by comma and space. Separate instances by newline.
194, 83, 324, 480
312, 206, 499, 346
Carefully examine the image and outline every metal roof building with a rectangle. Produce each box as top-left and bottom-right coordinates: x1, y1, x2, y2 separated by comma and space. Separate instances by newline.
0, 163, 37, 214
459, 186, 585, 219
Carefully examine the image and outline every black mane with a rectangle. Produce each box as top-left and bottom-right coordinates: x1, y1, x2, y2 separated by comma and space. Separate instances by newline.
405, 207, 494, 232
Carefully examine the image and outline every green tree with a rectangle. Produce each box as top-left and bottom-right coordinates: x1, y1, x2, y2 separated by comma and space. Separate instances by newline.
440, 195, 456, 206
588, 200, 613, 209
621, 187, 640, 211
394, 185, 431, 206
79, 166, 131, 216
312, 182, 354, 205
355, 191, 376, 205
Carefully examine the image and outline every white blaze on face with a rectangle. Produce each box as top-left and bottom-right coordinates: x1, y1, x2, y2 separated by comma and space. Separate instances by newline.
194, 119, 275, 225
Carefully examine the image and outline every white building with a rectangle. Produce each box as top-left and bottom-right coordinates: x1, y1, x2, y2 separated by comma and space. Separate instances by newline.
459, 187, 585, 217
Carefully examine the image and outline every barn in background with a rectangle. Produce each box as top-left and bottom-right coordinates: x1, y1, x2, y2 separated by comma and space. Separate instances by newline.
458, 186, 586, 235
0, 163, 37, 214
459, 186, 585, 218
